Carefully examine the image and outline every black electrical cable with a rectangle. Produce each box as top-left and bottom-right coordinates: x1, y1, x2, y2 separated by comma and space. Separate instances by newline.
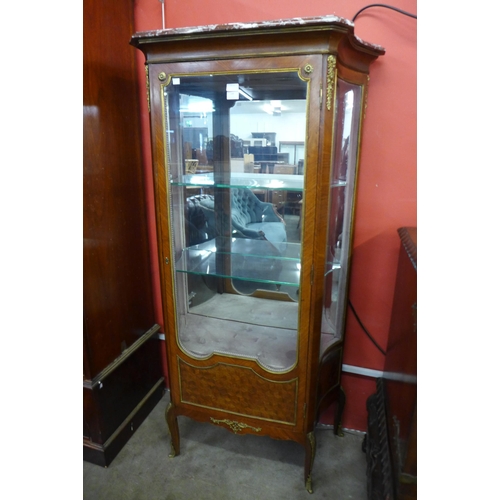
345, 5, 415, 356
348, 299, 387, 356
352, 4, 417, 22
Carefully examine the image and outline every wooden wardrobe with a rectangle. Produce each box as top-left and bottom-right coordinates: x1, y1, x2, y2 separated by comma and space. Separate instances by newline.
83, 0, 164, 467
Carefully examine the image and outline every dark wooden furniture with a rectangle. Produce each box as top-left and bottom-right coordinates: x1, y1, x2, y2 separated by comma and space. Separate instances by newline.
365, 227, 417, 499
83, 0, 164, 467
131, 16, 384, 492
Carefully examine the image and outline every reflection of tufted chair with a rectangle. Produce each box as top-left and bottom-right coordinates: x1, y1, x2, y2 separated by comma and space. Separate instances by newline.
186, 189, 287, 252
185, 194, 217, 246
230, 188, 286, 253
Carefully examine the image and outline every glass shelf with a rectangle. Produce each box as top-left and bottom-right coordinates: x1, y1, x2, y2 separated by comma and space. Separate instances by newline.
171, 172, 304, 191
176, 238, 301, 287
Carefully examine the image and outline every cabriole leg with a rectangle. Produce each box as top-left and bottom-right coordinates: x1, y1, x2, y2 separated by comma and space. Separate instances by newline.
165, 402, 180, 458
304, 431, 316, 493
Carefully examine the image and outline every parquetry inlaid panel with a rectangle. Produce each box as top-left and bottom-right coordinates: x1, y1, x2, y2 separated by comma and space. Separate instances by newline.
178, 358, 297, 424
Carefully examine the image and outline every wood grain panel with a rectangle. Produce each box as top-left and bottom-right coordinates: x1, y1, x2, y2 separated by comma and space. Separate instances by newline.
83, 0, 155, 377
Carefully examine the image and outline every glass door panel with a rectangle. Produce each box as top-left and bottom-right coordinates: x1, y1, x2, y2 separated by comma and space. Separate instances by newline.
162, 69, 308, 372
321, 79, 362, 348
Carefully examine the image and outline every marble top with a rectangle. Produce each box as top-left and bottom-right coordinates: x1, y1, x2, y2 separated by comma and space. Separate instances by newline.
131, 15, 384, 53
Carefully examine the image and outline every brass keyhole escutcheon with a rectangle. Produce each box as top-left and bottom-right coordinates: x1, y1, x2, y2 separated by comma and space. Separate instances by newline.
158, 72, 167, 81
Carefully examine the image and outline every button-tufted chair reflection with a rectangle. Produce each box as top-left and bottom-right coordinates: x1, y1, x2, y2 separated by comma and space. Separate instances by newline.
186, 188, 287, 253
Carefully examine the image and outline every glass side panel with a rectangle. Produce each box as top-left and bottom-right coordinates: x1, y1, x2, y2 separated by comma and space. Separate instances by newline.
321, 79, 362, 347
162, 70, 307, 372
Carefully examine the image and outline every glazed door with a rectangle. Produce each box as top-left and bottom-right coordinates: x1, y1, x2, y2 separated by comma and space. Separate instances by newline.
152, 57, 322, 375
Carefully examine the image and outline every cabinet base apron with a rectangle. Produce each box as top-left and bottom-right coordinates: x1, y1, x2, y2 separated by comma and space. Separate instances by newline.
165, 401, 318, 493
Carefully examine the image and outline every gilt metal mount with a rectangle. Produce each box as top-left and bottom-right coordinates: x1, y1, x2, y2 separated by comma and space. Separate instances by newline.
326, 55, 336, 111
210, 417, 262, 434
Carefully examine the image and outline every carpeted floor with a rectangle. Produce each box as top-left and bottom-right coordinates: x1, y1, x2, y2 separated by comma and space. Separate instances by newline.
83, 391, 368, 500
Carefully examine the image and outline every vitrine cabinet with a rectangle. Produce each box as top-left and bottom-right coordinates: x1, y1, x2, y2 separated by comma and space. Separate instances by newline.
131, 16, 384, 492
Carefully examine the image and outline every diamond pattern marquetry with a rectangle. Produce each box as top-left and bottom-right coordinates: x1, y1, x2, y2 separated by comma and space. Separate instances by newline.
179, 359, 297, 424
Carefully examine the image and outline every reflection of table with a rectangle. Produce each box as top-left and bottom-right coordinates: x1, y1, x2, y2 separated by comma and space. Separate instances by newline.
252, 163, 298, 175
274, 165, 297, 175
251, 189, 303, 216
254, 161, 284, 174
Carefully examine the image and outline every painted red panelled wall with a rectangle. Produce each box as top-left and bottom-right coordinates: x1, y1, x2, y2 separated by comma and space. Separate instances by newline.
132, 0, 417, 432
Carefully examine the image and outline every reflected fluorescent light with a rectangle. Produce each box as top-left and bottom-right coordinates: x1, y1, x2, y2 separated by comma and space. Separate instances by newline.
226, 83, 253, 101
83, 105, 99, 118
238, 88, 253, 101
262, 100, 282, 115
262, 104, 274, 115
185, 101, 214, 113
345, 90, 354, 110
188, 175, 213, 185
267, 179, 284, 188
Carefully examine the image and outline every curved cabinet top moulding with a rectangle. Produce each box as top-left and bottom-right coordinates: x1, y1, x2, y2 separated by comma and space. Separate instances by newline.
130, 15, 385, 72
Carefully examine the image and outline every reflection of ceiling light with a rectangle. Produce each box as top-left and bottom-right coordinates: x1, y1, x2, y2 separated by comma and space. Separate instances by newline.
262, 100, 282, 115
345, 90, 354, 110
267, 179, 284, 188
226, 83, 253, 101
262, 104, 273, 115
188, 175, 213, 185
189, 102, 214, 112
272, 100, 281, 115
238, 88, 253, 101
83, 105, 99, 118
180, 101, 214, 113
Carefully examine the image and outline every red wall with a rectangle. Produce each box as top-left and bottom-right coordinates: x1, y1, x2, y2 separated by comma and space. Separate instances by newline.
133, 0, 417, 431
